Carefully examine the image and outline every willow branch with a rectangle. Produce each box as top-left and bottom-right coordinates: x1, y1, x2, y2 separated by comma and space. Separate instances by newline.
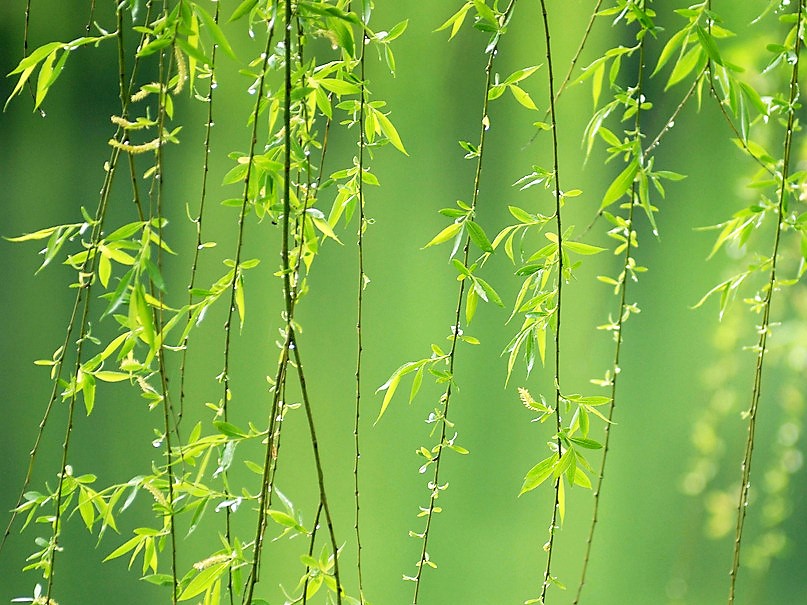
727, 2, 803, 602
538, 0, 563, 599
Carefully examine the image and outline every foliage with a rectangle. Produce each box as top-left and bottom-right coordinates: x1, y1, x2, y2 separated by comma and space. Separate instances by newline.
1, 1, 806, 604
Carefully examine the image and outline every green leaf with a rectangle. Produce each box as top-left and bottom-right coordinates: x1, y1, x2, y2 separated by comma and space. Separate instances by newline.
317, 78, 361, 96
142, 574, 175, 586
5, 65, 35, 110
487, 84, 506, 100
570, 437, 603, 449
5, 223, 79, 242
93, 371, 131, 383
268, 510, 305, 531
591, 61, 605, 106
466, 220, 494, 252
563, 241, 605, 255
502, 65, 541, 85
473, 0, 497, 27
410, 365, 424, 402
194, 4, 238, 60
178, 562, 229, 601
475, 277, 504, 307
666, 45, 703, 90
423, 222, 462, 248
312, 215, 343, 243
235, 274, 246, 330
213, 421, 247, 438
519, 454, 557, 495
466, 286, 479, 323
508, 206, 535, 224
376, 372, 400, 422
573, 467, 592, 489
104, 535, 142, 562
600, 161, 638, 211
652, 28, 687, 76
82, 372, 96, 415
386, 19, 409, 42
133, 284, 155, 348
508, 85, 538, 111
435, 2, 472, 39
298, 0, 360, 24
696, 25, 722, 65
77, 488, 95, 530
9, 41, 64, 75
35, 50, 59, 109
373, 109, 408, 155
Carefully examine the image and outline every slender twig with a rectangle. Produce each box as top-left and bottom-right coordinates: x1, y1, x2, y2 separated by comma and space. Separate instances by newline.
292, 342, 343, 605
23, 0, 31, 58
85, 0, 96, 34
707, 75, 775, 176
153, 23, 179, 604
43, 4, 154, 597
242, 5, 297, 602
538, 0, 563, 600
213, 0, 255, 598
179, 0, 221, 425
555, 0, 603, 103
23, 0, 43, 114
411, 3, 517, 602
644, 70, 702, 156
354, 13, 369, 604
727, 3, 803, 602
301, 502, 324, 604
574, 34, 646, 605
192, 5, 235, 601
244, 335, 290, 605
527, 0, 603, 148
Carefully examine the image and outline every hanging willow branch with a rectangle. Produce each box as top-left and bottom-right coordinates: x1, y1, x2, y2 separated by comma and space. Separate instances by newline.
727, 2, 804, 602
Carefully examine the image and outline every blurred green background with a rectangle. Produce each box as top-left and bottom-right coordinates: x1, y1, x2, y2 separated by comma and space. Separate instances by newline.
1, 1, 805, 604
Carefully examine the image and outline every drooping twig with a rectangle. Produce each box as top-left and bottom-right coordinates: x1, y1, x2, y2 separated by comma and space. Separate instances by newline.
538, 0, 563, 600
727, 3, 803, 602
574, 34, 646, 605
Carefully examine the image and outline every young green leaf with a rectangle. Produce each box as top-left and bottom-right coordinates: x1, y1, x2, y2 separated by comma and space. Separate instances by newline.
466, 220, 494, 252
423, 222, 462, 249
600, 160, 638, 211
519, 454, 558, 495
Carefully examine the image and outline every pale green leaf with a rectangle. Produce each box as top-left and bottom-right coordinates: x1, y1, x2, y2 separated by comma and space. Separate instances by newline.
423, 222, 462, 248
600, 161, 638, 211
519, 454, 557, 495
374, 110, 408, 156
178, 562, 229, 601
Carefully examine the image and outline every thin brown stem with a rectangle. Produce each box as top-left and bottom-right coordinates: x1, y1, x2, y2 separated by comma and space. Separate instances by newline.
727, 3, 803, 602
354, 10, 369, 604
179, 0, 221, 425
301, 502, 324, 604
574, 34, 646, 605
538, 0, 562, 600
153, 23, 179, 603
527, 0, 603, 148
292, 341, 343, 605
411, 3, 517, 602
